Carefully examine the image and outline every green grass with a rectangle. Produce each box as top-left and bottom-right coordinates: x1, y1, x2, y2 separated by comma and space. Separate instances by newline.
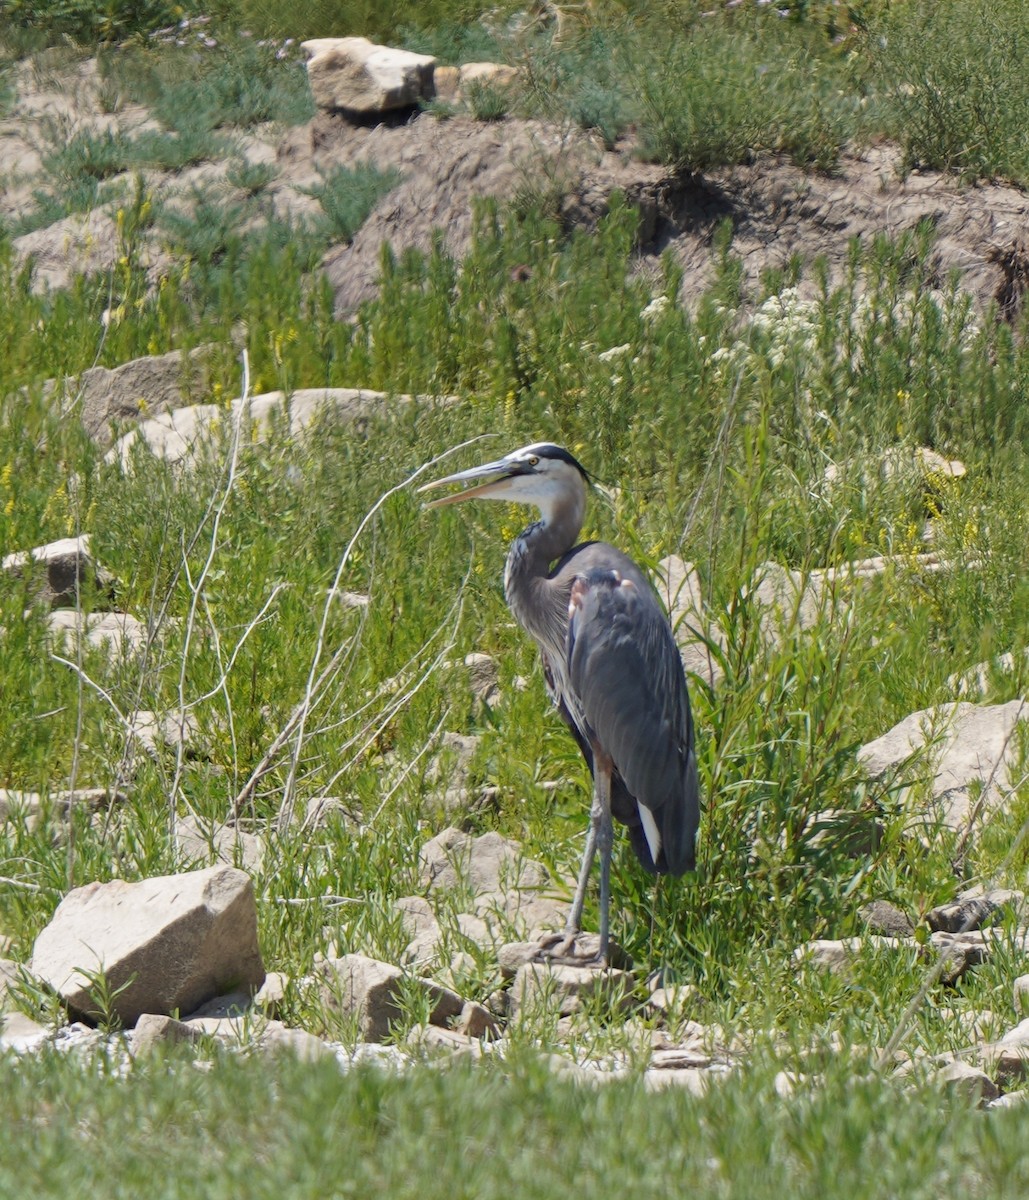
2, 1050, 1029, 1199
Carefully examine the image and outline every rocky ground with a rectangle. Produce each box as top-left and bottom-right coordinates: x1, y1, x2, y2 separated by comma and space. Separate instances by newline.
2, 36, 1029, 1103
3, 37, 1028, 316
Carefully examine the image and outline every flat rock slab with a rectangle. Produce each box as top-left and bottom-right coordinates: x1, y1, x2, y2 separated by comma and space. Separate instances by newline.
858, 700, 1026, 829
47, 610, 150, 658
106, 387, 439, 471
30, 865, 265, 1025
316, 953, 464, 1043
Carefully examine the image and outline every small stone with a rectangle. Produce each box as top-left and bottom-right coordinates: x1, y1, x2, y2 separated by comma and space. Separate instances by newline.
183, 991, 254, 1020
419, 828, 549, 895
255, 972, 288, 1015
1000, 1017, 1029, 1046
510, 962, 635, 1017
860, 899, 915, 937
931, 1060, 999, 1104
1013, 975, 1029, 1017
303, 796, 349, 828
648, 984, 699, 1018
978, 1043, 1029, 1088
132, 1013, 205, 1054
464, 653, 500, 706
408, 1024, 482, 1057
453, 1000, 499, 1039
643, 1068, 710, 1093
303, 37, 436, 114
0, 959, 19, 1010
316, 954, 464, 1042
176, 816, 265, 872
47, 611, 149, 658
649, 1046, 712, 1070
485, 989, 509, 1018
0, 1011, 50, 1052
260, 1025, 335, 1062
927, 891, 1018, 934
988, 1090, 1029, 1109
1, 534, 114, 609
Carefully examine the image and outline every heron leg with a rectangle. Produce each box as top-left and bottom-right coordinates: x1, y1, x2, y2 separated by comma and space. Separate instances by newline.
565, 821, 596, 939
593, 750, 614, 965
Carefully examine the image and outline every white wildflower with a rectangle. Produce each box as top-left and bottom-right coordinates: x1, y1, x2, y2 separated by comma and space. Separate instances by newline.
640, 295, 671, 322
598, 343, 632, 362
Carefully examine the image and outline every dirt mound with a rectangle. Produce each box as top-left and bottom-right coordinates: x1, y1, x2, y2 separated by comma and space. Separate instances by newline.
293, 111, 1029, 319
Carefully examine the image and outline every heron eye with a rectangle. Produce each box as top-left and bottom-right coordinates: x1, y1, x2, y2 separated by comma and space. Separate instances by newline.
528, 456, 539, 466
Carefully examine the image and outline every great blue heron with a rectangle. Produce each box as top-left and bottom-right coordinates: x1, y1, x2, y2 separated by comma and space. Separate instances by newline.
420, 442, 700, 964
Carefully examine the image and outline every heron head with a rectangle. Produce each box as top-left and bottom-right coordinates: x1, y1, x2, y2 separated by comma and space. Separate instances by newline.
418, 443, 590, 520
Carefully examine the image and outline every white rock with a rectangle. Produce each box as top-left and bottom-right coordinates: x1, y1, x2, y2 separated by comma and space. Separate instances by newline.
509, 962, 635, 1017
643, 1068, 710, 1093
931, 1060, 999, 1103
858, 701, 1026, 828
316, 953, 464, 1043
106, 387, 442, 472
47, 610, 149, 657
419, 827, 549, 895
655, 555, 724, 687
0, 1011, 50, 1052
303, 38, 436, 114
176, 816, 265, 872
30, 865, 265, 1024
1000, 1017, 1029, 1046
0, 959, 18, 1009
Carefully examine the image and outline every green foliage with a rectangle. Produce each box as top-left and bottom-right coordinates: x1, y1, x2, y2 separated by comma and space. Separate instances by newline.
635, 11, 860, 171
232, 0, 518, 45
225, 157, 280, 196
871, 0, 1029, 185
307, 164, 403, 244
465, 79, 510, 122
0, 0, 188, 44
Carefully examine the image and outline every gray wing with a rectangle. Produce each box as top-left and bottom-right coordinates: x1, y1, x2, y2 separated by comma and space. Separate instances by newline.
565, 563, 699, 875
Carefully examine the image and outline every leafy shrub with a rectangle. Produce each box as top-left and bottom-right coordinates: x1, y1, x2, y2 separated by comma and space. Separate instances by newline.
871, 0, 1029, 185
636, 14, 858, 171
465, 79, 509, 122
0, 0, 196, 44
307, 164, 403, 244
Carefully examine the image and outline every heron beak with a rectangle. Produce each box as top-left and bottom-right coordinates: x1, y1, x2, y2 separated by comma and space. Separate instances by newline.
417, 458, 520, 508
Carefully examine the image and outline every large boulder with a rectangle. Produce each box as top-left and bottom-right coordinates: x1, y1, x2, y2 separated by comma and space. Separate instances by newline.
30, 865, 265, 1024
858, 701, 1026, 829
303, 38, 436, 115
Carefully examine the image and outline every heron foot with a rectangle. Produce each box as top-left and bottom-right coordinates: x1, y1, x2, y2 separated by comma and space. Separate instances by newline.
533, 931, 631, 971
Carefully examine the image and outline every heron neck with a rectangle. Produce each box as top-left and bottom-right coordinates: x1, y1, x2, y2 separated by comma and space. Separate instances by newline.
503, 497, 584, 645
